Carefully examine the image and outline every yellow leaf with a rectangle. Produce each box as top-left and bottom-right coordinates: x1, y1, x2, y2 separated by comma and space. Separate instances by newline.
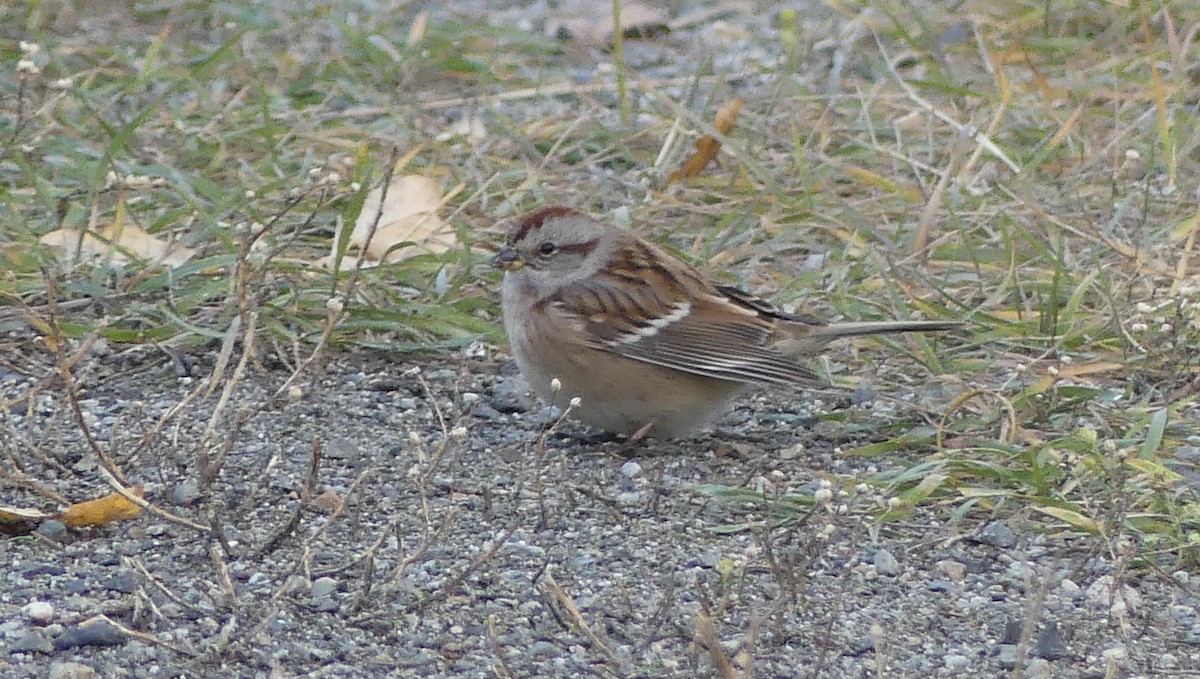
59, 486, 145, 528
1125, 458, 1184, 483
1032, 505, 1099, 532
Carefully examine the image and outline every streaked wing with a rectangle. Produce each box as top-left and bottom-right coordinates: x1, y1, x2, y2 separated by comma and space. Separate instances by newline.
550, 266, 819, 386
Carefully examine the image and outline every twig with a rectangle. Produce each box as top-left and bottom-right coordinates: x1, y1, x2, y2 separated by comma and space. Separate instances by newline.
539, 570, 620, 666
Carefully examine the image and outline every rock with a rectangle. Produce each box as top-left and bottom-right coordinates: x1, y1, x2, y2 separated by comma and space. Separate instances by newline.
943, 654, 969, 670
619, 461, 642, 477
9, 629, 53, 653
171, 479, 201, 506
36, 520, 68, 542
1034, 621, 1067, 660
53, 617, 126, 650
1059, 578, 1081, 599
104, 570, 139, 593
492, 376, 535, 413
977, 521, 1017, 548
936, 559, 967, 582
996, 644, 1018, 669
311, 577, 338, 599
1085, 576, 1141, 614
22, 601, 54, 624
471, 401, 502, 420
873, 549, 899, 576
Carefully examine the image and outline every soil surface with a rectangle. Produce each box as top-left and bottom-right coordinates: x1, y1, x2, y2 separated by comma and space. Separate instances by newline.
2, 342, 1197, 678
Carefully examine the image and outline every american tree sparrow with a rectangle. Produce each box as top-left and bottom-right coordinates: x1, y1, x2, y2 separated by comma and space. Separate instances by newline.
493, 206, 962, 438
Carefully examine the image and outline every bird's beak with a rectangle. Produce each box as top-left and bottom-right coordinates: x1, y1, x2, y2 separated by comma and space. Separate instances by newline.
491, 246, 524, 271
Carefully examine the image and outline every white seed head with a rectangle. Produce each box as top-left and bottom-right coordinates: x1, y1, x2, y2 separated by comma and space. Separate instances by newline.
550, 377, 562, 392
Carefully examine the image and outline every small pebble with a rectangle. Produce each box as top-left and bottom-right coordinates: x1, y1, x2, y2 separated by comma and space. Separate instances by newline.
311, 577, 338, 599
10, 629, 54, 653
977, 521, 1017, 548
1059, 578, 1081, 598
23, 600, 54, 624
1034, 621, 1067, 660
873, 549, 899, 576
54, 617, 126, 650
936, 559, 967, 582
943, 654, 969, 670
619, 460, 642, 477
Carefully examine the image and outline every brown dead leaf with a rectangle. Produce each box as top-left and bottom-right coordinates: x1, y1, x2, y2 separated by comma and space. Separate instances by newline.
668, 98, 744, 183
1029, 362, 1126, 394
335, 174, 456, 266
59, 485, 145, 528
40, 222, 194, 268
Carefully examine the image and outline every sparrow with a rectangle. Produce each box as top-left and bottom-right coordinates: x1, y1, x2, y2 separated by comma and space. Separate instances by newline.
492, 206, 961, 438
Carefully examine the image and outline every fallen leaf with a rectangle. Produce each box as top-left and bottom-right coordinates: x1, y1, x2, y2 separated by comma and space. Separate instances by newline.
668, 98, 744, 183
337, 174, 457, 265
40, 223, 194, 268
59, 485, 144, 528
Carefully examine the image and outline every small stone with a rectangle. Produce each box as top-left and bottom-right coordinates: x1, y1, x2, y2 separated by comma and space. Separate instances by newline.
1034, 621, 1067, 660
247, 572, 270, 591
9, 629, 54, 653
492, 376, 535, 413
977, 521, 1017, 548
48, 661, 97, 679
104, 570, 139, 593
36, 520, 68, 542
779, 443, 805, 460
936, 559, 967, 581
996, 644, 1018, 669
1085, 576, 1141, 613
619, 461, 642, 477
1059, 579, 1081, 598
53, 616, 126, 650
1001, 619, 1023, 644
1101, 645, 1127, 666
171, 480, 201, 506
311, 577, 338, 599
873, 549, 899, 576
943, 654, 969, 670
22, 601, 54, 624
471, 401, 502, 420
461, 392, 480, 405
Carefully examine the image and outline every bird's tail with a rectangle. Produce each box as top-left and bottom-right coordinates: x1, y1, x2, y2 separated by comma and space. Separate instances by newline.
809, 320, 964, 339
775, 319, 963, 356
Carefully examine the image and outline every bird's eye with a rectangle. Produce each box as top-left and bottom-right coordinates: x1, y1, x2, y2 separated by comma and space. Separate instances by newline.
538, 242, 556, 256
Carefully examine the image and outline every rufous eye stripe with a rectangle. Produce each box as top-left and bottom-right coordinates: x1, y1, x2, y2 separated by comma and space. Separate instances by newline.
509, 206, 581, 244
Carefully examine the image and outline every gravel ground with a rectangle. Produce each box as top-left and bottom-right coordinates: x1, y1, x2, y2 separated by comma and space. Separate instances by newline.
2, 340, 1198, 678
